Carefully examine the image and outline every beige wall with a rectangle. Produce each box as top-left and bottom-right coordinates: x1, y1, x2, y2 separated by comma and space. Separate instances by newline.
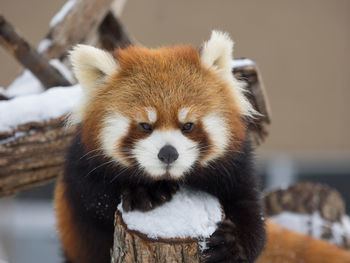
1, 0, 350, 155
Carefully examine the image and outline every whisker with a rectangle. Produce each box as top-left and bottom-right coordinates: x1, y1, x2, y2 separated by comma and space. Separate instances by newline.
85, 160, 115, 177
80, 149, 101, 160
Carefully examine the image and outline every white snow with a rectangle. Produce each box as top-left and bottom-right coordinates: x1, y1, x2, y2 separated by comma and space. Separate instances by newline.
270, 211, 350, 247
37, 39, 52, 53
1, 131, 27, 145
3, 60, 73, 98
50, 0, 76, 27
5, 70, 44, 98
231, 58, 255, 68
0, 85, 82, 133
118, 187, 223, 239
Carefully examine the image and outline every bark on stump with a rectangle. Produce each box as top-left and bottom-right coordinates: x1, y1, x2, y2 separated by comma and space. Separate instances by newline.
112, 212, 203, 263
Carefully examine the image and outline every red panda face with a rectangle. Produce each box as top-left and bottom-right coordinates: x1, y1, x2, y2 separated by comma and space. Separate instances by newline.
69, 31, 256, 179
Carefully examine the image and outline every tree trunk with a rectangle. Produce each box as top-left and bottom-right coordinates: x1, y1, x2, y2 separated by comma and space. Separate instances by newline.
111, 212, 202, 263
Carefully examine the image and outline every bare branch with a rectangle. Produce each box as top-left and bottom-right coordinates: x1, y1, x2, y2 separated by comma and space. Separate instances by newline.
0, 14, 71, 88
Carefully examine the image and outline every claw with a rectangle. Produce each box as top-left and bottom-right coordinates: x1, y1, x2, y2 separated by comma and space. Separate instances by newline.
121, 181, 178, 212
203, 219, 249, 263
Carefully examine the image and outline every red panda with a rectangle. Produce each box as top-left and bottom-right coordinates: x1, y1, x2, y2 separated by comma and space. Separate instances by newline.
54, 31, 266, 263
257, 221, 350, 263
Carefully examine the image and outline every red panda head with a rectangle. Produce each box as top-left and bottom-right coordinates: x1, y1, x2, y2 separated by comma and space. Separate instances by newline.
69, 31, 256, 179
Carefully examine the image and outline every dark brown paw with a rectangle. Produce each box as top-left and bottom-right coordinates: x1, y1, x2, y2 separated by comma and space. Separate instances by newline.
202, 220, 249, 263
121, 181, 179, 212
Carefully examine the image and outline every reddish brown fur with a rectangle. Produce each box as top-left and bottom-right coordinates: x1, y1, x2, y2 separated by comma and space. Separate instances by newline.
54, 181, 87, 263
81, 45, 245, 162
54, 181, 112, 263
257, 221, 350, 263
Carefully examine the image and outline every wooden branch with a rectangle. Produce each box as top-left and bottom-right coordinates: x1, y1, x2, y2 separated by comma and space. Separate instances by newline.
0, 14, 71, 89
43, 0, 117, 60
233, 63, 271, 145
112, 212, 201, 263
98, 11, 134, 51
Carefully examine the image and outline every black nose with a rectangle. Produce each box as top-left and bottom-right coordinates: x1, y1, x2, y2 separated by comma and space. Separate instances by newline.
158, 145, 179, 164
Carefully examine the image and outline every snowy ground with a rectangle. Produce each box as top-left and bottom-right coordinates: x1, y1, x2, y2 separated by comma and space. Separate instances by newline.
0, 199, 60, 263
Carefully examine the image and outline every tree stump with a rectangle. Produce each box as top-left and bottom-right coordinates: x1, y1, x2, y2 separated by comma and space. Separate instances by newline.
111, 187, 223, 263
112, 212, 202, 263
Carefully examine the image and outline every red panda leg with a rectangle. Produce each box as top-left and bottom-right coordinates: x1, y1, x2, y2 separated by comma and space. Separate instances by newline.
54, 181, 112, 263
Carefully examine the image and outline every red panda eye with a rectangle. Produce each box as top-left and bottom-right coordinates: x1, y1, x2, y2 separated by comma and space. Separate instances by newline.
181, 122, 194, 133
140, 123, 153, 133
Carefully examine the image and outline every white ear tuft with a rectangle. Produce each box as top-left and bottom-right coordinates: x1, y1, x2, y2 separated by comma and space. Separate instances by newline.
201, 30, 233, 72
201, 31, 258, 118
69, 44, 118, 94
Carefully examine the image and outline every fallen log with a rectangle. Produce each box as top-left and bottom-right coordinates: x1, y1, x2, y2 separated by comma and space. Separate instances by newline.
0, 14, 71, 89
0, 116, 76, 196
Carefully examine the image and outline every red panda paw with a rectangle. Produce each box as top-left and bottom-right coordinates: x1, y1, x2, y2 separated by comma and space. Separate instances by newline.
202, 220, 249, 263
121, 181, 179, 212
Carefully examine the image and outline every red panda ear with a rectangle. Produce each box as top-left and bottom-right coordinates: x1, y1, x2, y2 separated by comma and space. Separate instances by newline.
200, 30, 234, 74
200, 31, 258, 118
69, 45, 118, 95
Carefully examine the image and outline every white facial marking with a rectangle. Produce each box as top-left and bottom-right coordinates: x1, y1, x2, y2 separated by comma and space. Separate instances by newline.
178, 108, 190, 123
100, 113, 130, 162
202, 113, 229, 160
132, 130, 199, 178
146, 108, 157, 123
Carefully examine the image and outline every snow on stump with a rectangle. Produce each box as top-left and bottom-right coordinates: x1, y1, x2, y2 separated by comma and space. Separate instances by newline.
111, 187, 223, 263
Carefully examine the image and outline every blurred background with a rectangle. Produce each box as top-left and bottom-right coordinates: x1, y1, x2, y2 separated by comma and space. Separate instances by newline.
0, 0, 349, 262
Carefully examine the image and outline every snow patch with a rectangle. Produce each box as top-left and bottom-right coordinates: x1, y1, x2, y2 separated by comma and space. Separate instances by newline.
118, 187, 222, 239
1, 131, 28, 145
50, 0, 76, 27
231, 58, 255, 68
270, 211, 350, 247
4, 60, 72, 98
5, 70, 44, 98
37, 39, 52, 53
0, 85, 82, 133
